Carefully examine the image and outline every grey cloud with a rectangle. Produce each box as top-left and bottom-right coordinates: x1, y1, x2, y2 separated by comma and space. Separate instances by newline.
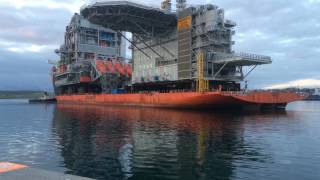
210, 0, 320, 88
0, 6, 72, 45
0, 48, 54, 90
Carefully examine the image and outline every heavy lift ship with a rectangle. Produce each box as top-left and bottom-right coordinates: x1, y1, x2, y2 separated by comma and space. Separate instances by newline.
52, 0, 305, 110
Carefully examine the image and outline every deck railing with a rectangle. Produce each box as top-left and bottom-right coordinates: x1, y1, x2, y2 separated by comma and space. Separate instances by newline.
210, 52, 271, 63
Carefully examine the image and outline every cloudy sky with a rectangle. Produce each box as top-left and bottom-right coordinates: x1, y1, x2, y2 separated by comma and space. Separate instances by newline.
0, 0, 319, 90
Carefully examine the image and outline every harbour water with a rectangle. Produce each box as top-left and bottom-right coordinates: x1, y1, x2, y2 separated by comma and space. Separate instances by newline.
0, 100, 319, 180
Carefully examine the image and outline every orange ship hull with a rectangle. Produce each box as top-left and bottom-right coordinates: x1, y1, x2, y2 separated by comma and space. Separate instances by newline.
56, 91, 306, 110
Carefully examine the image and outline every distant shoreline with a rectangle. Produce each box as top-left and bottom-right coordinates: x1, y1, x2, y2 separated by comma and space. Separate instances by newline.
0, 91, 52, 99
304, 95, 320, 101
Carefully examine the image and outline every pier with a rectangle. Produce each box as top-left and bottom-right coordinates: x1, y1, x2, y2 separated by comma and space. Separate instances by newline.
0, 162, 93, 180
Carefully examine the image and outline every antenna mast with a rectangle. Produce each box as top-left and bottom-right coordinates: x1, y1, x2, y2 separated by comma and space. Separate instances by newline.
176, 0, 186, 12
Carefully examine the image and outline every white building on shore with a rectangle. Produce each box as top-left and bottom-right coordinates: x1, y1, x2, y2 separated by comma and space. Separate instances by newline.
314, 88, 320, 95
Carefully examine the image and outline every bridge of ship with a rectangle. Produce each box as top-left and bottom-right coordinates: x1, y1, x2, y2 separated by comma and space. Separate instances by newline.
81, 1, 272, 80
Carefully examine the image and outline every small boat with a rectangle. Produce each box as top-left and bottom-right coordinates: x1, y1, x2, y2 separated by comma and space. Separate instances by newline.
29, 94, 56, 103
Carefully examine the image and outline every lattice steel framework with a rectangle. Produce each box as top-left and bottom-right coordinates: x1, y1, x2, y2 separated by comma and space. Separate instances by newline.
196, 51, 209, 92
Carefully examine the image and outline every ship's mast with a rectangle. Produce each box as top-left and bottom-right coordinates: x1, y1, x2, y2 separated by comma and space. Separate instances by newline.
176, 0, 186, 12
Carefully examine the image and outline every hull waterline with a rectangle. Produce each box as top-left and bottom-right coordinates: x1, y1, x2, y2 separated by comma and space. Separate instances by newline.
56, 91, 306, 110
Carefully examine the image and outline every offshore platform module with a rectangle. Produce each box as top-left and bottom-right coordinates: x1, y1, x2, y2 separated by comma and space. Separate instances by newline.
52, 0, 305, 109
52, 0, 271, 95
52, 14, 132, 94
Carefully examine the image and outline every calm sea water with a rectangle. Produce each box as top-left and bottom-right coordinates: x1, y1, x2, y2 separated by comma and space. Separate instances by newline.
0, 100, 319, 180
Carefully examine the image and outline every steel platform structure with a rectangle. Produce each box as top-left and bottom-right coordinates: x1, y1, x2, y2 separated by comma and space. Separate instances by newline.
81, 1, 177, 36
80, 0, 273, 87
211, 52, 272, 66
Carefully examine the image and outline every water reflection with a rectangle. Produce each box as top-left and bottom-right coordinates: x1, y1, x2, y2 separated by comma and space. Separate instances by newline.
52, 104, 291, 180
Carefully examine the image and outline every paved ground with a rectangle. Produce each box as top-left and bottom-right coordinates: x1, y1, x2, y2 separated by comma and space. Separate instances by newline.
0, 162, 94, 180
